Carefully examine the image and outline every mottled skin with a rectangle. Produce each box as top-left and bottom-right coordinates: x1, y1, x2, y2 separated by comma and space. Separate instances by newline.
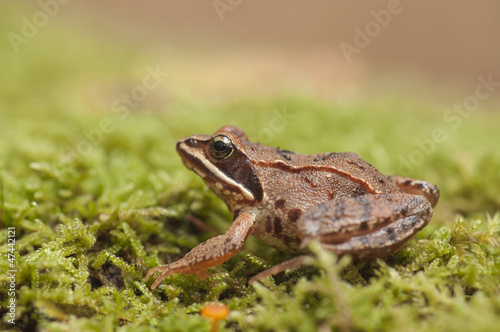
147, 126, 439, 289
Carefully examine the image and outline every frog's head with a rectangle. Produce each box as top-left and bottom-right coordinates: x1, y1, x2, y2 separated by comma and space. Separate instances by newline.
176, 126, 264, 207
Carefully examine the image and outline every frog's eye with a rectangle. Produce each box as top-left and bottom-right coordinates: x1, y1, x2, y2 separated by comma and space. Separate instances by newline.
209, 135, 235, 159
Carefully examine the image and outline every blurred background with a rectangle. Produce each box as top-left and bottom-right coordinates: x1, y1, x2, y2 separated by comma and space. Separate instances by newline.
3, 3, 500, 330
5, 0, 500, 101
1, 1, 500, 217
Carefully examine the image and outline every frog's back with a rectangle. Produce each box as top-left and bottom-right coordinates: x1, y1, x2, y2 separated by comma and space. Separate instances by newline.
244, 143, 401, 196
311, 151, 401, 194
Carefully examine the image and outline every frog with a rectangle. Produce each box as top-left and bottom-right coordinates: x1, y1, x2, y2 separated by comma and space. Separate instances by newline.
147, 126, 439, 289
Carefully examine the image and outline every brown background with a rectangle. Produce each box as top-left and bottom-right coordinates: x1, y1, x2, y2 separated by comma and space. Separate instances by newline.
23, 0, 500, 100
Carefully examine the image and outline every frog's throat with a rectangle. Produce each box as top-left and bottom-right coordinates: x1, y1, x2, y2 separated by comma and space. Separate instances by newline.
183, 158, 255, 201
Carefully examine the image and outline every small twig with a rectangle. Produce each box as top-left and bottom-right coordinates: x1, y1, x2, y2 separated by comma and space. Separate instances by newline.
187, 215, 221, 235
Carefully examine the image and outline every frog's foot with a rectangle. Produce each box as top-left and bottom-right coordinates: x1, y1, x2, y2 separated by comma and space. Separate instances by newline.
387, 175, 439, 207
146, 261, 210, 288
146, 234, 245, 289
146, 211, 255, 290
297, 193, 432, 259
248, 255, 309, 284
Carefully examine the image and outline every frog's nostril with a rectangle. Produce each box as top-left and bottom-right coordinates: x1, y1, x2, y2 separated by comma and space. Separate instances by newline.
179, 138, 197, 148
187, 138, 198, 146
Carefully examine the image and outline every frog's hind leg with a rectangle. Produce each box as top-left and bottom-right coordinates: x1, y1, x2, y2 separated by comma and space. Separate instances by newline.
250, 194, 433, 283
319, 213, 427, 259
249, 194, 432, 283
388, 175, 439, 207
248, 255, 309, 284
297, 193, 433, 259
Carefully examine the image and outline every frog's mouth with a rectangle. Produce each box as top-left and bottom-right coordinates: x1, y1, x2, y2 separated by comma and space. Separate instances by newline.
176, 136, 256, 201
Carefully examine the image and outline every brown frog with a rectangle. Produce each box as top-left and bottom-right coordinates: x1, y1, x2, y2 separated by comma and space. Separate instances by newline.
147, 126, 439, 289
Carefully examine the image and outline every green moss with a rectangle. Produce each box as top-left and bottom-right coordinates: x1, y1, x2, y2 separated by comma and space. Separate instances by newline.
1, 2, 500, 331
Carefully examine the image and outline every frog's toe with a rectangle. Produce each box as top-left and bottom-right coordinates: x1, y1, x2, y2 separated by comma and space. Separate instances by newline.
146, 265, 168, 280
388, 175, 439, 207
195, 269, 211, 280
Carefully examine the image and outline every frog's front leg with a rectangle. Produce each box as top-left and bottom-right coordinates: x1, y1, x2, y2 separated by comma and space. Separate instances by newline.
147, 211, 255, 289
297, 193, 432, 259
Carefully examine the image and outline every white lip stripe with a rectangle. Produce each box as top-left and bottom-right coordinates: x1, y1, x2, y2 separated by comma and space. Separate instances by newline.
201, 158, 255, 200
192, 167, 206, 178
184, 143, 255, 201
